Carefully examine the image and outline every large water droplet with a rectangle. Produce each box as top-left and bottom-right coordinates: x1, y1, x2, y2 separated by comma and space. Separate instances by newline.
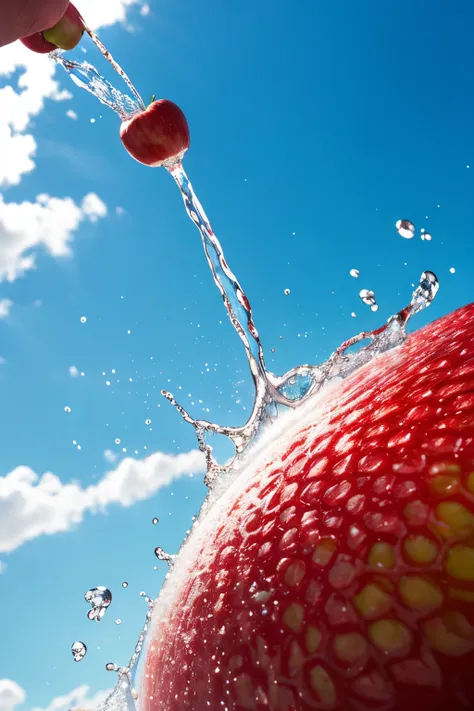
359, 289, 377, 309
80, 316, 87, 324
85, 586, 112, 622
152, 517, 159, 525
121, 581, 128, 589
421, 232, 432, 241
396, 219, 415, 239
145, 419, 152, 425
71, 641, 87, 662
284, 288, 291, 296
349, 269, 359, 278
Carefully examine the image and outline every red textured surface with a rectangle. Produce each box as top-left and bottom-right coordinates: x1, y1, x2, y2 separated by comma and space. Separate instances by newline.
143, 303, 474, 711
120, 100, 190, 167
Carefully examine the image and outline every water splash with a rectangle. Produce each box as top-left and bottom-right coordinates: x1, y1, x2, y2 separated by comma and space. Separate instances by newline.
165, 162, 439, 483
85, 586, 112, 622
71, 641, 87, 662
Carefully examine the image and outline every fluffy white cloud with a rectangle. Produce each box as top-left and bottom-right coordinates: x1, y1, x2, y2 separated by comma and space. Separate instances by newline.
32, 685, 112, 711
0, 680, 25, 711
0, 299, 12, 319
0, 1, 145, 186
0, 449, 204, 553
66, 109, 78, 120
0, 192, 107, 283
0, 682, 111, 711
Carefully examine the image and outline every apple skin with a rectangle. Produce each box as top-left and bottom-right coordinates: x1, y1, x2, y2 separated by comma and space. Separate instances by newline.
20, 2, 84, 54
120, 100, 190, 167
141, 303, 474, 711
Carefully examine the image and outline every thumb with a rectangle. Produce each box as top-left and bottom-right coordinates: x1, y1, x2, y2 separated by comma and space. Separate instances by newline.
0, 0, 70, 47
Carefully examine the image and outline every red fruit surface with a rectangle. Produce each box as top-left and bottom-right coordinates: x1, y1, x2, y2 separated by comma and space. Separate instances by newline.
20, 2, 84, 54
120, 100, 190, 167
142, 303, 474, 711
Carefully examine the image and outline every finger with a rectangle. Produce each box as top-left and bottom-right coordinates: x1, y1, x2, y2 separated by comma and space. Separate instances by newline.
0, 0, 69, 48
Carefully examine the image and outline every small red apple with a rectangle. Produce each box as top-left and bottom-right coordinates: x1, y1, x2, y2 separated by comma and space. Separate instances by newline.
20, 2, 85, 54
120, 99, 190, 167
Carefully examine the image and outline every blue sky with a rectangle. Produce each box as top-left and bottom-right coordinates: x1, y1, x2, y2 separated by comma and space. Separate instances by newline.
0, 0, 473, 708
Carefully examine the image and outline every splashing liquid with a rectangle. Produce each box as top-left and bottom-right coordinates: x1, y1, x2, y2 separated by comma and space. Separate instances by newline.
51, 31, 440, 708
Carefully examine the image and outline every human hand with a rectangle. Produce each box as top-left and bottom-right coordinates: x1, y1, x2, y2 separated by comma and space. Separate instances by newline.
0, 0, 69, 49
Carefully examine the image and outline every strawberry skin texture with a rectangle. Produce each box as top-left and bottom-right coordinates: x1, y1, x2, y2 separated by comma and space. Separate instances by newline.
143, 303, 474, 711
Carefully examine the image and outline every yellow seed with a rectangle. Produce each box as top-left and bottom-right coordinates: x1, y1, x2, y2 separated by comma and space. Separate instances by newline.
309, 666, 336, 707
283, 602, 304, 631
429, 461, 461, 477
423, 615, 474, 657
399, 576, 443, 611
284, 560, 306, 587
354, 584, 392, 619
429, 475, 459, 496
446, 545, 474, 581
449, 587, 474, 602
435, 502, 474, 539
306, 626, 322, 654
369, 619, 412, 656
467, 472, 474, 493
312, 538, 336, 566
334, 633, 367, 663
368, 543, 395, 569
403, 535, 438, 564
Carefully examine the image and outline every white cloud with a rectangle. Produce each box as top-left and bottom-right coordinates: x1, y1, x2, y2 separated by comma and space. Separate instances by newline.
103, 449, 118, 463
140, 4, 151, 16
81, 193, 108, 223
0, 192, 107, 283
0, 300, 12, 319
32, 685, 112, 711
0, 682, 111, 711
66, 109, 78, 120
0, 449, 204, 553
68, 366, 79, 378
0, 680, 25, 711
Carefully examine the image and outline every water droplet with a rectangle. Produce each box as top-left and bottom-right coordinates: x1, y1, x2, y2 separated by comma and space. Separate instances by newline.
284, 288, 291, 296
396, 219, 415, 239
85, 586, 112, 622
371, 304, 379, 312
359, 289, 377, 309
115, 438, 121, 445
121, 581, 128, 588
421, 232, 432, 241
71, 641, 87, 662
152, 517, 159, 525
80, 316, 87, 324
115, 619, 122, 625
145, 419, 152, 425
450, 267, 456, 274
64, 406, 71, 413
154, 547, 176, 567
106, 662, 118, 672
349, 269, 359, 278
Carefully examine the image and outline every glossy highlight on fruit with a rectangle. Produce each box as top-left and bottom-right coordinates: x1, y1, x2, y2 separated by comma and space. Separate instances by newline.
20, 2, 84, 54
120, 100, 190, 167
143, 303, 474, 711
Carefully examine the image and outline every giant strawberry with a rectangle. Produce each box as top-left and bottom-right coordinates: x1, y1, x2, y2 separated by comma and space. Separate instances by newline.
142, 303, 474, 711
